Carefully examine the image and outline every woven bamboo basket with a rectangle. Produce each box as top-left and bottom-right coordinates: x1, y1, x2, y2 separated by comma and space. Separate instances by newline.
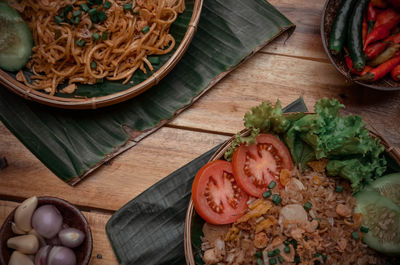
321, 0, 400, 91
0, 0, 203, 109
184, 121, 400, 265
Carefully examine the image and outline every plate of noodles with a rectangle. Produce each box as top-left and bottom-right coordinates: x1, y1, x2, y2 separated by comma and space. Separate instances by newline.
184, 99, 400, 265
0, 0, 202, 109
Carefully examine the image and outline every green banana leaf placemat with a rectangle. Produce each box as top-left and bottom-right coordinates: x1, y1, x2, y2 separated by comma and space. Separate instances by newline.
0, 0, 295, 185
105, 98, 307, 265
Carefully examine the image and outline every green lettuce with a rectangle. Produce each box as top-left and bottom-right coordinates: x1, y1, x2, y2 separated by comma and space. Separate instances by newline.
224, 98, 387, 192
224, 100, 305, 161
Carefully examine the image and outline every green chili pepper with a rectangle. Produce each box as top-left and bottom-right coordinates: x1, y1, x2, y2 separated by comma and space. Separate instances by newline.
329, 0, 358, 54
369, 44, 400, 67
347, 0, 369, 71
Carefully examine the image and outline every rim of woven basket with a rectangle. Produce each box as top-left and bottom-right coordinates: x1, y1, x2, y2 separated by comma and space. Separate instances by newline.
0, 0, 203, 110
184, 116, 400, 265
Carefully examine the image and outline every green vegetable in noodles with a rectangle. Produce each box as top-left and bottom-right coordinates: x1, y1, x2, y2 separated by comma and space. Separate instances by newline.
284, 245, 290, 253
103, 1, 111, 9
54, 16, 63, 24
80, 4, 89, 12
123, 3, 133, 10
142, 25, 150, 34
0, 2, 33, 72
93, 32, 100, 40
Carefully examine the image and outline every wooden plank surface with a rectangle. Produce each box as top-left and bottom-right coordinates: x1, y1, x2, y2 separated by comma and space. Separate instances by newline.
1, 0, 399, 264
0, 125, 229, 211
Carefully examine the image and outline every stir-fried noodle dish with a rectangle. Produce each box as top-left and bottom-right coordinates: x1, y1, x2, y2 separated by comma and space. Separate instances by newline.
10, 0, 185, 95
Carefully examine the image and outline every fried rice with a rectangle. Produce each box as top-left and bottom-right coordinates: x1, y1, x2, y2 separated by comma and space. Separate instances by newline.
200, 166, 389, 265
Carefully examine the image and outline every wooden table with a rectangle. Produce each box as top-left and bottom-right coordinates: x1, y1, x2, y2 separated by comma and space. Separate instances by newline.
1, 0, 399, 264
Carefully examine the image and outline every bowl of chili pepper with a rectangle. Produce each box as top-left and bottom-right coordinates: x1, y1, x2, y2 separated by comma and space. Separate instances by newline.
321, 0, 400, 91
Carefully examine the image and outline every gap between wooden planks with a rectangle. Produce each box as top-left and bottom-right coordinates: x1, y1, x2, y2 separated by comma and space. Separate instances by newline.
0, 125, 230, 212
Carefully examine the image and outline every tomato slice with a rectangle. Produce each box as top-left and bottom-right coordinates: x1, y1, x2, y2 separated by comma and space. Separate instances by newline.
232, 134, 293, 197
192, 160, 249, 225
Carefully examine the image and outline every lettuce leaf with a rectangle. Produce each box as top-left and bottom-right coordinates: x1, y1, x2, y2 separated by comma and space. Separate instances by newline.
224, 128, 259, 161
244, 100, 291, 133
224, 98, 387, 192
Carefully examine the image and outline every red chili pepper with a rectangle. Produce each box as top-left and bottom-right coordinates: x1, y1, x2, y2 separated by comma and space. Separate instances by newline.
365, 41, 389, 60
361, 65, 374, 76
367, 2, 377, 33
374, 9, 400, 28
364, 10, 399, 49
363, 17, 368, 45
346, 55, 359, 74
364, 9, 400, 50
345, 55, 372, 75
386, 31, 400, 44
371, 0, 387, 9
364, 26, 393, 50
388, 0, 400, 11
391, 64, 400, 81
356, 55, 400, 81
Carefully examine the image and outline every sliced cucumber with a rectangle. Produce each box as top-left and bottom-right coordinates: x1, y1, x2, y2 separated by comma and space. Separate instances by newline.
367, 173, 400, 207
0, 2, 33, 72
355, 191, 400, 256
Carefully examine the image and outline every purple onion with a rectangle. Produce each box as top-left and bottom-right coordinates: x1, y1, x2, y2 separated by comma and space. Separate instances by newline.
47, 246, 76, 265
58, 228, 85, 248
35, 245, 51, 265
32, 205, 63, 239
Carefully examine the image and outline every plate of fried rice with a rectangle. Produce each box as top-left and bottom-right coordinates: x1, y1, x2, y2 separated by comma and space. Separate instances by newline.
184, 99, 400, 265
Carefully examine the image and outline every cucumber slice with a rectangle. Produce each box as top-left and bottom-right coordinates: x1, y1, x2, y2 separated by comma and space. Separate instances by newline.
0, 2, 33, 72
355, 191, 400, 256
367, 173, 400, 207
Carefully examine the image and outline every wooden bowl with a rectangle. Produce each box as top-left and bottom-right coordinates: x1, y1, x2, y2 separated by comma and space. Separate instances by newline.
184, 127, 400, 264
0, 0, 203, 109
0, 196, 92, 265
321, 0, 400, 91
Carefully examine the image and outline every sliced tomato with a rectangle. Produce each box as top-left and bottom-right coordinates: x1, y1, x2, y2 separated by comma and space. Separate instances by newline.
192, 160, 249, 225
232, 134, 293, 197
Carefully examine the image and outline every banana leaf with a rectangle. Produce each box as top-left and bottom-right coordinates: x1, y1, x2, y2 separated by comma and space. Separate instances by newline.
0, 0, 295, 185
105, 98, 308, 265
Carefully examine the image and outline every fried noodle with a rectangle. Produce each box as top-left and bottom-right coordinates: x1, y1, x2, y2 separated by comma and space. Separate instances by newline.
10, 0, 185, 95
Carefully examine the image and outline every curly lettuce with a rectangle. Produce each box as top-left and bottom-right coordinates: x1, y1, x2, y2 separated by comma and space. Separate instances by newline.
224, 100, 305, 161
224, 98, 387, 192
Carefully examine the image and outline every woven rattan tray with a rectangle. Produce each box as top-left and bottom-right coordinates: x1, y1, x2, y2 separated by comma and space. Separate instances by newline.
0, 0, 203, 109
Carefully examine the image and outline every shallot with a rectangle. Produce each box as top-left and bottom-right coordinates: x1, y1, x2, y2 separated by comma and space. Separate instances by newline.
32, 205, 62, 239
